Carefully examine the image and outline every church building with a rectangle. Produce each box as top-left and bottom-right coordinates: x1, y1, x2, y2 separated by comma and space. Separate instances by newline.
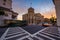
23, 7, 44, 25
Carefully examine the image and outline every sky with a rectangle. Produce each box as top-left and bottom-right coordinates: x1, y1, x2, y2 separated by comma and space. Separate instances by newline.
12, 0, 56, 20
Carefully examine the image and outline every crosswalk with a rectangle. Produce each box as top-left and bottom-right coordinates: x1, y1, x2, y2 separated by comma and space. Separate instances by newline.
0, 27, 60, 40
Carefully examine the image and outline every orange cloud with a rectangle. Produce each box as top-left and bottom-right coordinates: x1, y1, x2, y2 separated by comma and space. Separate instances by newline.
42, 8, 56, 19
17, 15, 22, 20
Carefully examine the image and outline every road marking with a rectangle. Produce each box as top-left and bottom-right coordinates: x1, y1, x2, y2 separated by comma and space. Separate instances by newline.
17, 35, 30, 40
33, 27, 49, 36
43, 27, 60, 36
7, 31, 24, 36
5, 33, 27, 39
38, 33, 55, 40
28, 37, 33, 40
41, 32, 60, 39
34, 36, 44, 40
1, 27, 59, 40
0, 28, 9, 40
19, 27, 33, 37
43, 32, 60, 37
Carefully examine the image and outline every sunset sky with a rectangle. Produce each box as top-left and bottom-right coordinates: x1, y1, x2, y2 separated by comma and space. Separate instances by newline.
12, 0, 56, 20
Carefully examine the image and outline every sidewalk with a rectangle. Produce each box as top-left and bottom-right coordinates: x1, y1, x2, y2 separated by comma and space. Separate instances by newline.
58, 27, 60, 36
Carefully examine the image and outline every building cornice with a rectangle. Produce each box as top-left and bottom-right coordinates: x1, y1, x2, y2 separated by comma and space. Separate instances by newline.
0, 6, 13, 12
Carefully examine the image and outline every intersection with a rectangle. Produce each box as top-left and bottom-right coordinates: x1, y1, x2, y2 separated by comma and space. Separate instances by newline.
0, 25, 60, 40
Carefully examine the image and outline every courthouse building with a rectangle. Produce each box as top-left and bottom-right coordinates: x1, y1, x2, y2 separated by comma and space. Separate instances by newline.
23, 7, 44, 25
0, 0, 18, 26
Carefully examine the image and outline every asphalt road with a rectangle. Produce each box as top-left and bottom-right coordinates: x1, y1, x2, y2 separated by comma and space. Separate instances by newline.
0, 28, 8, 37
0, 25, 60, 40
21, 25, 46, 34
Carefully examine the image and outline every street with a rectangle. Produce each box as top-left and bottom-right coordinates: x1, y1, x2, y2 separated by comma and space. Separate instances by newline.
0, 25, 60, 40
21, 25, 46, 34
0, 28, 7, 37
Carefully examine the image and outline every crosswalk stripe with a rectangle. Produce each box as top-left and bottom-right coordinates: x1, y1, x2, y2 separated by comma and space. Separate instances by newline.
5, 33, 27, 39
1, 27, 59, 40
28, 37, 33, 40
41, 32, 60, 39
19, 27, 33, 37
42, 27, 59, 36
17, 35, 30, 40
0, 28, 9, 40
34, 36, 44, 40
33, 27, 48, 36
43, 32, 60, 37
7, 31, 25, 36
38, 33, 55, 40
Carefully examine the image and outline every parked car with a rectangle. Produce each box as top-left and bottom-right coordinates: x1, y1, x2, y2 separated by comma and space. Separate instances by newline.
42, 23, 52, 27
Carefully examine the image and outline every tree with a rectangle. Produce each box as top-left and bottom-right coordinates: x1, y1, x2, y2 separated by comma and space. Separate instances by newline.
50, 16, 57, 25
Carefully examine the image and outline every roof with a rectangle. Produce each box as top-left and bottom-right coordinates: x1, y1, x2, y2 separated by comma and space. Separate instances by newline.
28, 7, 34, 10
12, 11, 18, 15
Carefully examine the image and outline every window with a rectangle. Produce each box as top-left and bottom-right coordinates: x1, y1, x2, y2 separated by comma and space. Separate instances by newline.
4, 0, 6, 2
5, 13, 8, 16
0, 10, 5, 15
3, 3, 5, 5
12, 15, 16, 18
3, 0, 7, 5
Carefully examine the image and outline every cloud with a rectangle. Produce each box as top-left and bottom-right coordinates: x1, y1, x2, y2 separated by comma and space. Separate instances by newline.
43, 8, 56, 18
12, 0, 56, 20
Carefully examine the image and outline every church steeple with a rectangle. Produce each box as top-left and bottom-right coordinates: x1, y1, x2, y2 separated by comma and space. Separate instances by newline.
28, 2, 34, 13
30, 2, 32, 7
28, 7, 34, 13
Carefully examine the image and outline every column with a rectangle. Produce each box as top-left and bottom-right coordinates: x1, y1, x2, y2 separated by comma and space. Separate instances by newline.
53, 0, 60, 26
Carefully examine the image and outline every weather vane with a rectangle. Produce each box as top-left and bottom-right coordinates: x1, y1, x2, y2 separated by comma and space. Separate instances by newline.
30, 2, 32, 7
